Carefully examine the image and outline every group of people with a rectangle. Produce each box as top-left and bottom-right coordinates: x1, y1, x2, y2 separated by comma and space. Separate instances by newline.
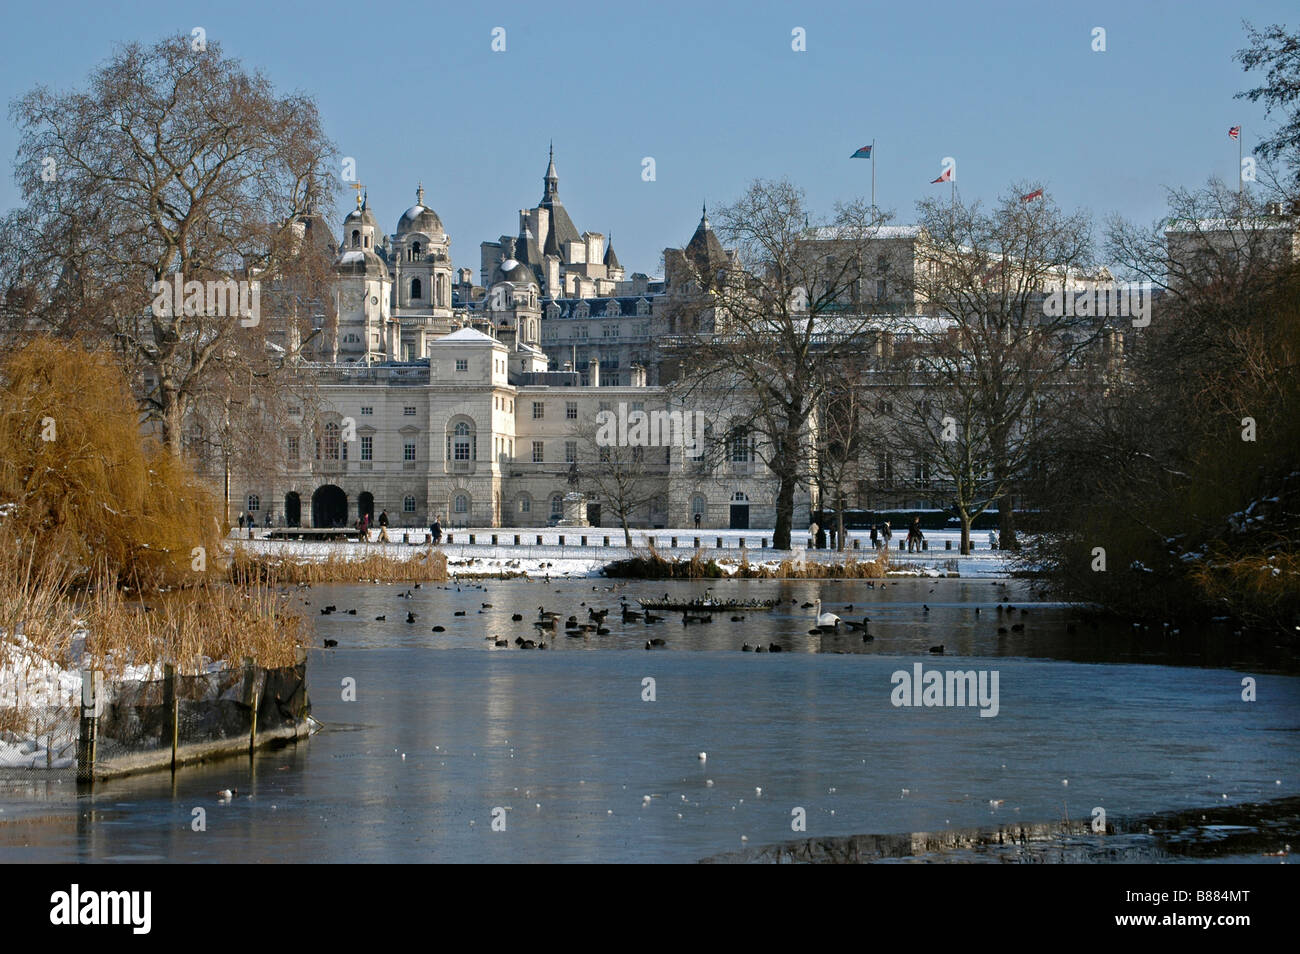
353, 509, 397, 542
866, 518, 926, 552
235, 510, 272, 537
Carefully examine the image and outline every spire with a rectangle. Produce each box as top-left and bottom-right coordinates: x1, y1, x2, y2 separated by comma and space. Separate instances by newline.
604, 232, 621, 269
700, 201, 710, 230
544, 142, 559, 199
416, 181, 425, 206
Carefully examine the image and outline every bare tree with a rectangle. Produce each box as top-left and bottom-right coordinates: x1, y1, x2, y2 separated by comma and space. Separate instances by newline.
6, 33, 336, 456
569, 412, 669, 547
813, 355, 887, 550
668, 178, 889, 549
894, 186, 1099, 550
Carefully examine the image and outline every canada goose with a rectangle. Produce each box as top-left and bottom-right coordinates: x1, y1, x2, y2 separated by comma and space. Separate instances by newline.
928, 644, 944, 654
406, 612, 417, 623
511, 613, 523, 621
596, 627, 611, 636
588, 607, 609, 622
534, 618, 555, 631
494, 639, 508, 647
646, 637, 667, 648
644, 610, 664, 623
322, 638, 338, 648
621, 606, 640, 622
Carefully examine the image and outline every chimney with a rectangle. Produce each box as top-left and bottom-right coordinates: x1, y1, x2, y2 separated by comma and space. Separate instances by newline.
589, 357, 600, 388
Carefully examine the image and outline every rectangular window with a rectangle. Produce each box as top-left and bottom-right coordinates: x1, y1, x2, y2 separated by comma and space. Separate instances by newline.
455, 359, 468, 371
360, 406, 373, 416
360, 436, 373, 461
532, 441, 545, 463
403, 406, 416, 416
566, 401, 577, 420
731, 433, 750, 463
532, 402, 544, 419
287, 436, 299, 460
876, 279, 887, 299
403, 496, 416, 513
404, 441, 416, 462
599, 446, 610, 463
565, 441, 577, 463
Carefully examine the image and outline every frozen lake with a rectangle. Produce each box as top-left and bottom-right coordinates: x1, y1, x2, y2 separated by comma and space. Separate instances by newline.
2, 578, 1296, 862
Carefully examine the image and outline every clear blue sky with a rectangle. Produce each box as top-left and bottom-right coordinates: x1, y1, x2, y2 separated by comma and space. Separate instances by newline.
1, 0, 1293, 276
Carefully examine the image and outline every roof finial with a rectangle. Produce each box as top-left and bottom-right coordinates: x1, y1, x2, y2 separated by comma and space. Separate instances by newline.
416, 181, 425, 206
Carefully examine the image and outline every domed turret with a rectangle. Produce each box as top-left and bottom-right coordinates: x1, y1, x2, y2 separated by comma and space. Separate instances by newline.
396, 182, 445, 238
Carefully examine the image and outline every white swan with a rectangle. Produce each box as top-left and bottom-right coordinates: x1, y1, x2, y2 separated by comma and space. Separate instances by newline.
813, 599, 841, 630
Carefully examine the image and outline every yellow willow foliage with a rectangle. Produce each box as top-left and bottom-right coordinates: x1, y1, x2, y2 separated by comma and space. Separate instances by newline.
0, 338, 222, 589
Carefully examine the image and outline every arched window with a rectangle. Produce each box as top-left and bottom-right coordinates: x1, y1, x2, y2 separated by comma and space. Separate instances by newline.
411, 277, 422, 299
403, 495, 416, 513
454, 494, 469, 514
692, 495, 706, 518
411, 242, 421, 260
550, 493, 564, 516
351, 230, 360, 248
519, 495, 531, 513
446, 418, 476, 463
732, 491, 749, 502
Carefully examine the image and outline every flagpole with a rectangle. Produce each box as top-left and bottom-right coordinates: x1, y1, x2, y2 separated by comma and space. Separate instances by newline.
871, 139, 876, 210
1238, 126, 1243, 197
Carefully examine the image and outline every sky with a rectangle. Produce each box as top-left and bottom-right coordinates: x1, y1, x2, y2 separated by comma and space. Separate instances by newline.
0, 0, 1294, 278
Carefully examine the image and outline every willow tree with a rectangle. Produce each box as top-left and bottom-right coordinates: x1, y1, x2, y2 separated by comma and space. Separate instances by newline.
6, 33, 337, 456
667, 179, 889, 549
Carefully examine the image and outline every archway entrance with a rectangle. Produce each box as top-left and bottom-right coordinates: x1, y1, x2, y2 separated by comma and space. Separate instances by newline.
358, 492, 375, 523
312, 484, 348, 528
284, 491, 301, 527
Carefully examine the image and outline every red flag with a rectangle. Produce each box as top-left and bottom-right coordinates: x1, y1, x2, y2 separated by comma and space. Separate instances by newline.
931, 166, 952, 184
1228, 125, 1241, 140
1020, 188, 1044, 202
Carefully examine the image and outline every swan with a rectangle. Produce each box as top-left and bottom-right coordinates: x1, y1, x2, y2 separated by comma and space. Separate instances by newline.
813, 599, 841, 631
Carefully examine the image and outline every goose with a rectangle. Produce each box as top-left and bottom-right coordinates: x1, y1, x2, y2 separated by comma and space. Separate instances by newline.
406, 612, 418, 623
928, 644, 944, 654
511, 613, 523, 621
596, 627, 611, 636
588, 607, 609, 622
813, 599, 841, 632
644, 610, 664, 623
730, 615, 745, 622
845, 617, 870, 631
322, 638, 338, 648
621, 606, 640, 622
494, 639, 508, 647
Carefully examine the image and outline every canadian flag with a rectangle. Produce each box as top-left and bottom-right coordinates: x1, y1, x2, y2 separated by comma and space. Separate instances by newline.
931, 166, 952, 184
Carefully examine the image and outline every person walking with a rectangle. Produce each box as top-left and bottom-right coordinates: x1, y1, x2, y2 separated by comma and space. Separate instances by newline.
882, 521, 893, 550
694, 511, 701, 530
429, 515, 443, 547
378, 509, 391, 543
238, 512, 245, 531
908, 517, 922, 552
870, 524, 880, 550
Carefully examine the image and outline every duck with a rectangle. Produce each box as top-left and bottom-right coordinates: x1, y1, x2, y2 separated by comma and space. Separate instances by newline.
453, 610, 466, 617
533, 618, 555, 631
845, 617, 870, 631
588, 607, 609, 622
322, 638, 338, 648
644, 610, 664, 623
494, 639, 508, 647
432, 625, 446, 632
928, 644, 944, 655
374, 615, 386, 621
406, 612, 417, 623
645, 638, 667, 650
768, 643, 783, 653
511, 613, 523, 621
742, 643, 753, 652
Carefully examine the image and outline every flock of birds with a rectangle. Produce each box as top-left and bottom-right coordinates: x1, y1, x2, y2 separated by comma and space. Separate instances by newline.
306, 582, 1046, 655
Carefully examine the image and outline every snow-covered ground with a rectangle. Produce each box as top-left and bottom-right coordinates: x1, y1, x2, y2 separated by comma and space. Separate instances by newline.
230, 525, 1019, 579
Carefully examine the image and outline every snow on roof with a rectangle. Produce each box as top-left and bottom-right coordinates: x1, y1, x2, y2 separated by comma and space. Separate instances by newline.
1164, 216, 1296, 233
807, 225, 925, 241
402, 205, 427, 219
338, 250, 366, 263
437, 327, 502, 346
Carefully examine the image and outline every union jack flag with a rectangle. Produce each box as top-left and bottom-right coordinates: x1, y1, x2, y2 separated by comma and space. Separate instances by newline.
1228, 125, 1241, 140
